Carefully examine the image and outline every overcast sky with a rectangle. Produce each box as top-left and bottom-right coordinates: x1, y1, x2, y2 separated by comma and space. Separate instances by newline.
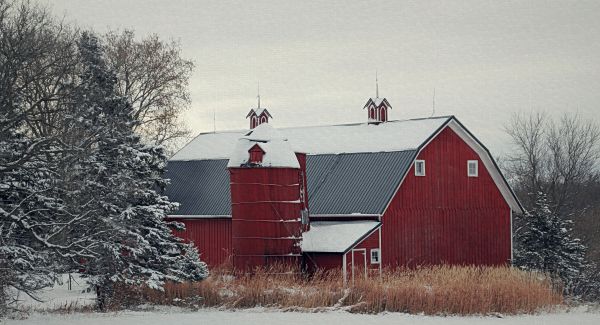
43, 0, 600, 155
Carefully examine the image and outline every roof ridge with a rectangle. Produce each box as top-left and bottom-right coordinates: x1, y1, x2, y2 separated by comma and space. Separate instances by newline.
187, 115, 454, 136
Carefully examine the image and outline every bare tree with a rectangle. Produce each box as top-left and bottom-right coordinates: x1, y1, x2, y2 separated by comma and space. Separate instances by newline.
103, 30, 194, 153
506, 111, 600, 300
505, 112, 600, 214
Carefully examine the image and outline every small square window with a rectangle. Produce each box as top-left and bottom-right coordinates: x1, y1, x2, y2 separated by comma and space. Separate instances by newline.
468, 160, 478, 177
370, 249, 380, 264
415, 160, 425, 176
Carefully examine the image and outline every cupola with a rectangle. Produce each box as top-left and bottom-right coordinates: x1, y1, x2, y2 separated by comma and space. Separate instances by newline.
246, 91, 272, 129
363, 74, 392, 124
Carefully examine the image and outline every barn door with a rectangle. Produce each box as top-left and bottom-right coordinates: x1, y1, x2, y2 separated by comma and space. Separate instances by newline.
351, 249, 367, 284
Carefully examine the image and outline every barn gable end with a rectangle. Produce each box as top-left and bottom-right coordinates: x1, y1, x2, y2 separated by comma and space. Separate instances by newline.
381, 126, 513, 267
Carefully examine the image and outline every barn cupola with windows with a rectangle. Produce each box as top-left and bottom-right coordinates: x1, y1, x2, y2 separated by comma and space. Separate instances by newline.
246, 91, 272, 129
363, 74, 392, 124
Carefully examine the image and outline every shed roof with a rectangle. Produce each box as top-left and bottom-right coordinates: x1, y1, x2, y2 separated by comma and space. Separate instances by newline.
301, 221, 381, 253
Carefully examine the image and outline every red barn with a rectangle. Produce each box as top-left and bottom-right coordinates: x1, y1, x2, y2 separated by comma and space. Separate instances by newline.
165, 95, 523, 280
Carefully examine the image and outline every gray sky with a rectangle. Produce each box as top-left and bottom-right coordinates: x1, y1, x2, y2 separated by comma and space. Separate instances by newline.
44, 0, 600, 155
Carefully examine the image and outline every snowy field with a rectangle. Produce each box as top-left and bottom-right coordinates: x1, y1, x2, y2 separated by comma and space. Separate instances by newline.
7, 274, 599, 325
6, 307, 600, 325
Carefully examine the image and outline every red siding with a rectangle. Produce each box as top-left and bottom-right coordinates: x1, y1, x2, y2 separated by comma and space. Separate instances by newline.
304, 253, 342, 273
382, 127, 511, 268
344, 228, 381, 281
230, 168, 302, 270
173, 218, 232, 268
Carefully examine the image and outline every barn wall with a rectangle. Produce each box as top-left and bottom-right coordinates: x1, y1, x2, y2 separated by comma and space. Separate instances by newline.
382, 127, 511, 268
173, 218, 232, 268
304, 253, 342, 273
345, 228, 381, 280
352, 228, 381, 275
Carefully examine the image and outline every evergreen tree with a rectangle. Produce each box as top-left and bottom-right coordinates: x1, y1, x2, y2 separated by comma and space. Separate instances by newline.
0, 125, 60, 314
515, 191, 588, 294
68, 32, 207, 310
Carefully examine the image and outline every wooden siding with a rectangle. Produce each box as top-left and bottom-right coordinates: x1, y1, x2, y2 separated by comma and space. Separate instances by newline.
304, 253, 343, 273
173, 218, 232, 268
229, 168, 303, 270
381, 127, 511, 268
350, 228, 381, 278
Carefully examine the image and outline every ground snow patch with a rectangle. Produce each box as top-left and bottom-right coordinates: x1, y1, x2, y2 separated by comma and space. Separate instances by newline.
6, 307, 600, 325
14, 274, 95, 311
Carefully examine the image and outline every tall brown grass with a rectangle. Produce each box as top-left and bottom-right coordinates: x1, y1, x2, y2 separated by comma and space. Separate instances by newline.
140, 265, 562, 315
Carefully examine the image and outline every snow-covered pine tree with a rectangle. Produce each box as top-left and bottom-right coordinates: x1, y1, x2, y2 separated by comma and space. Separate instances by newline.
69, 32, 207, 310
514, 191, 588, 294
0, 126, 60, 315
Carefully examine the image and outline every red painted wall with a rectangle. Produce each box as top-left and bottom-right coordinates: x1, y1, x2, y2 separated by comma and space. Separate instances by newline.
305, 228, 381, 280
229, 168, 303, 270
173, 218, 232, 268
344, 228, 381, 280
304, 253, 342, 273
381, 127, 511, 268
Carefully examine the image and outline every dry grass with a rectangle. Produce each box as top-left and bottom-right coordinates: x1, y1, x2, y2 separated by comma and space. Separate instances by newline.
139, 265, 563, 315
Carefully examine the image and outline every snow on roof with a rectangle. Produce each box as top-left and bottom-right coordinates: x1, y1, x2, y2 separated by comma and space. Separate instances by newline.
171, 116, 450, 161
364, 97, 389, 108
227, 124, 300, 168
246, 107, 272, 118
301, 221, 381, 253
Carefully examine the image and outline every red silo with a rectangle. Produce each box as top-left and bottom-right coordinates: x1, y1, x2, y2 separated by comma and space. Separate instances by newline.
227, 124, 304, 271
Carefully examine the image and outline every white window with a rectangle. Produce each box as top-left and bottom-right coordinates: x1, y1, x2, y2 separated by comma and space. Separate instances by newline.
415, 160, 426, 176
468, 160, 478, 177
370, 249, 380, 264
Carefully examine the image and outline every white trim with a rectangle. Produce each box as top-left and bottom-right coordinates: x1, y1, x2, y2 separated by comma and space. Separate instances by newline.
351, 250, 354, 284
310, 213, 381, 218
342, 252, 347, 286
510, 209, 513, 264
378, 227, 382, 277
346, 224, 383, 252
370, 248, 380, 264
414, 159, 426, 176
446, 120, 522, 213
467, 160, 479, 177
380, 118, 523, 217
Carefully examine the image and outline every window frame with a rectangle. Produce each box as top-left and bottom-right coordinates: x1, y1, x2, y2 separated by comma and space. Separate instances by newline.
415, 160, 426, 176
370, 248, 380, 264
467, 160, 478, 177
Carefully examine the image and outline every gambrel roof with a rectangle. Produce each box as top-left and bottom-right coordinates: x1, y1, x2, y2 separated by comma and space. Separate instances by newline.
164, 116, 524, 218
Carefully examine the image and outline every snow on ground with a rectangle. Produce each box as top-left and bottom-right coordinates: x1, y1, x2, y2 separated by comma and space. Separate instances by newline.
14, 274, 96, 311
6, 307, 600, 325
7, 274, 599, 325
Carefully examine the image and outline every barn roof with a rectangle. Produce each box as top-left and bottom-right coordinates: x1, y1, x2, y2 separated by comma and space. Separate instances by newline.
164, 115, 524, 216
170, 116, 450, 160
164, 150, 416, 216
301, 221, 381, 253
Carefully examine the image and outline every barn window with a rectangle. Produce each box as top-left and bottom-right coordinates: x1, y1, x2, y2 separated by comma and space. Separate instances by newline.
415, 160, 425, 176
370, 249, 380, 264
468, 160, 478, 177
248, 144, 265, 164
